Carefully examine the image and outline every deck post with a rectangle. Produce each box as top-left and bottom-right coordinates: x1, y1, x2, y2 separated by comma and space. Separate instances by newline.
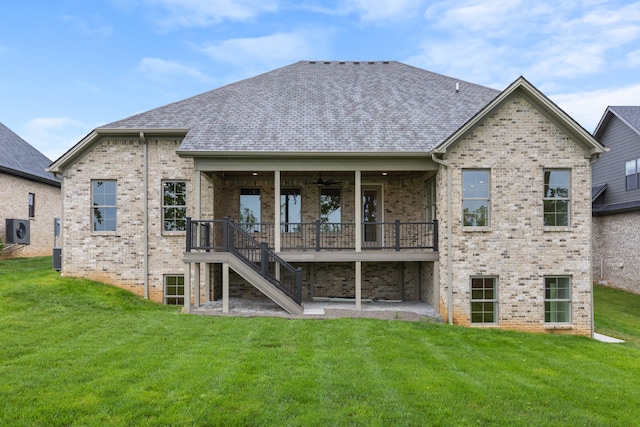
204, 263, 211, 303
355, 170, 362, 252
260, 242, 269, 277
193, 262, 200, 308
395, 220, 401, 251
223, 217, 230, 252
222, 263, 229, 313
183, 262, 191, 313
432, 219, 439, 251
274, 171, 281, 252
355, 261, 362, 310
186, 217, 192, 252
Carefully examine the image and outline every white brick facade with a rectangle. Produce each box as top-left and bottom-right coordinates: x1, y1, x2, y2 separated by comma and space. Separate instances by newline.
436, 93, 593, 336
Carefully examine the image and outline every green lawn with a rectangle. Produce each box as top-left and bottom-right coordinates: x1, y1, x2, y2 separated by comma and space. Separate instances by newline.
1, 257, 640, 426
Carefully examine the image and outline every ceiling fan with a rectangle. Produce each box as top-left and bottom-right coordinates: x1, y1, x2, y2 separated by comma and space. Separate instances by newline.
316, 175, 342, 186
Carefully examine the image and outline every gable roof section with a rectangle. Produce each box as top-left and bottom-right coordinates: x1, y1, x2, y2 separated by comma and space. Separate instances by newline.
0, 122, 60, 186
594, 106, 640, 139
434, 77, 607, 156
99, 61, 501, 155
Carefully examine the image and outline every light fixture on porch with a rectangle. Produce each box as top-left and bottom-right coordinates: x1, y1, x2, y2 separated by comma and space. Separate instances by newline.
252, 172, 258, 176
382, 172, 388, 176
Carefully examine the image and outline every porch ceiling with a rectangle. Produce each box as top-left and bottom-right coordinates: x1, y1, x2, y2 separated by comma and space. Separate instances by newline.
195, 155, 438, 172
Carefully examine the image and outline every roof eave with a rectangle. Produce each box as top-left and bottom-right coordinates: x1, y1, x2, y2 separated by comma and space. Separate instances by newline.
176, 150, 430, 158
434, 77, 607, 157
48, 128, 190, 174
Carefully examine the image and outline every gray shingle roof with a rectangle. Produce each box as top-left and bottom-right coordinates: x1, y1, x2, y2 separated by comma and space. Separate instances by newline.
609, 106, 640, 134
0, 122, 60, 185
101, 61, 501, 153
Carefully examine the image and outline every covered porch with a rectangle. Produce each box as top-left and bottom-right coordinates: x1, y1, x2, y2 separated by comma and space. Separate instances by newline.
183, 153, 441, 316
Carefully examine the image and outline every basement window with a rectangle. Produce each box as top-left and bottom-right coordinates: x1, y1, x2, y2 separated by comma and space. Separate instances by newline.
164, 275, 185, 305
470, 276, 497, 324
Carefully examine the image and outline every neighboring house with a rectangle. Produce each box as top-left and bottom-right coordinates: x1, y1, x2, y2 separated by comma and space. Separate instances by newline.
48, 61, 605, 336
0, 122, 61, 258
592, 106, 640, 294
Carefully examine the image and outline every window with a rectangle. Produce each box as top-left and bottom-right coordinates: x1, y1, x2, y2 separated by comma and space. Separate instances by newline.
543, 170, 570, 227
240, 189, 261, 232
163, 181, 187, 231
625, 159, 640, 190
281, 189, 301, 232
164, 275, 185, 305
92, 180, 116, 232
28, 193, 35, 218
470, 277, 497, 324
320, 187, 341, 232
462, 170, 489, 227
545, 276, 571, 323
425, 177, 436, 223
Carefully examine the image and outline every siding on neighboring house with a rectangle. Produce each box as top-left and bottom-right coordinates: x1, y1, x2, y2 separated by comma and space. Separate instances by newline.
592, 106, 640, 294
592, 115, 640, 207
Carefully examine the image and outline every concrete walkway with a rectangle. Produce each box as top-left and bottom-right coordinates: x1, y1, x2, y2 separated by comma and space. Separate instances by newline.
594, 332, 625, 343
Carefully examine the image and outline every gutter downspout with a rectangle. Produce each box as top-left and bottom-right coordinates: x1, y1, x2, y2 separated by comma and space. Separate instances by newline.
141, 132, 149, 300
431, 153, 453, 325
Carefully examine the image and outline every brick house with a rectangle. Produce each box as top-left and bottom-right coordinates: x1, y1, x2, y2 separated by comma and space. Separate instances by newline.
592, 106, 640, 294
48, 61, 605, 335
0, 122, 61, 258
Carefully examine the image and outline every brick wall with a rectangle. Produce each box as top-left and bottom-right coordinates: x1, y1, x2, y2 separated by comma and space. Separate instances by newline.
60, 138, 194, 302
436, 93, 593, 336
0, 173, 60, 258
593, 212, 640, 294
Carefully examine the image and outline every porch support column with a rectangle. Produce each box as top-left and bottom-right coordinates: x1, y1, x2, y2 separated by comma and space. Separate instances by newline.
205, 263, 211, 303
355, 170, 362, 252
355, 261, 362, 310
184, 262, 191, 313
194, 171, 201, 219
193, 262, 201, 308
222, 263, 230, 313
274, 171, 281, 252
433, 261, 440, 317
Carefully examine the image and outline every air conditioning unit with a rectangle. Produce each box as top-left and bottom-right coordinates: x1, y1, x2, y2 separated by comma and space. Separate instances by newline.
5, 219, 30, 244
52, 248, 62, 271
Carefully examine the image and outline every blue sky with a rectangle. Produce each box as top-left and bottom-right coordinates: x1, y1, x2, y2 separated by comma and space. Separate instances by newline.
2, 0, 640, 161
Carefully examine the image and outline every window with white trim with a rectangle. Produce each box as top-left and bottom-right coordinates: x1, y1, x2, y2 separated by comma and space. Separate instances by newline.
28, 193, 35, 218
92, 180, 116, 232
320, 187, 342, 232
163, 181, 187, 232
164, 275, 185, 305
462, 170, 490, 227
625, 159, 640, 190
543, 170, 570, 227
470, 277, 497, 324
240, 188, 261, 232
545, 276, 571, 323
281, 188, 301, 232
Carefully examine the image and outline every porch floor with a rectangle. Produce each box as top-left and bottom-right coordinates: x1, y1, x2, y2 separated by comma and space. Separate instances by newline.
190, 298, 440, 322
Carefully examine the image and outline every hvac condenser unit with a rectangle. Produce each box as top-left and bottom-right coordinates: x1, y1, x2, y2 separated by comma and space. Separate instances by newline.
5, 219, 30, 244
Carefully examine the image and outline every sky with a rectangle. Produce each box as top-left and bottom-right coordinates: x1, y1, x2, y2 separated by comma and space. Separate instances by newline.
2, 0, 640, 161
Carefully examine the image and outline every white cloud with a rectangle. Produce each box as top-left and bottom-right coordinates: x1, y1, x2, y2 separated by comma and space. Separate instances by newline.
60, 15, 113, 37
628, 50, 640, 66
145, 0, 279, 28
339, 0, 425, 21
201, 32, 322, 69
137, 57, 210, 81
22, 118, 91, 162
552, 83, 640, 133
412, 1, 640, 85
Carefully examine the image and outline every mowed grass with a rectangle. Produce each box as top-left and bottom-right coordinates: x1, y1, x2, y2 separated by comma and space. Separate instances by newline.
1, 257, 640, 426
